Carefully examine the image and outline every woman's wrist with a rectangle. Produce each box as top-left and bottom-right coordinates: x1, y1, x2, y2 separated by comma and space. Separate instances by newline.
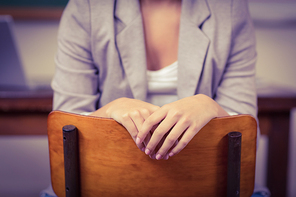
89, 97, 131, 118
89, 103, 110, 118
193, 94, 229, 118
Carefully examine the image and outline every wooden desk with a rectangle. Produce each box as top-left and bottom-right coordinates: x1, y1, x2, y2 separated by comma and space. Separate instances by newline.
0, 94, 295, 197
258, 97, 296, 197
0, 91, 52, 135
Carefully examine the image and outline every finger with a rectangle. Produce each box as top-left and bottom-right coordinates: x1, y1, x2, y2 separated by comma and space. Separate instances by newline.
136, 109, 167, 145
155, 121, 189, 160
148, 105, 161, 113
149, 138, 178, 160
143, 124, 157, 146
130, 106, 159, 152
142, 124, 158, 154
139, 108, 152, 120
139, 130, 152, 153
143, 131, 152, 147
156, 140, 178, 160
120, 115, 138, 139
144, 115, 178, 156
168, 125, 200, 157
120, 115, 145, 150
157, 138, 179, 160
133, 109, 153, 145
129, 110, 145, 134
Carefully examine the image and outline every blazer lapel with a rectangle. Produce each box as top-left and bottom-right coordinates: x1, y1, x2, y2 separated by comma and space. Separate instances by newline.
115, 0, 147, 101
178, 0, 211, 99
114, 0, 211, 101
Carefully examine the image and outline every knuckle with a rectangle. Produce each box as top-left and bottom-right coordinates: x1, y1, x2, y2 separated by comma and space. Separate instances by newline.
166, 136, 177, 144
153, 129, 164, 138
191, 123, 200, 132
140, 108, 150, 116
170, 110, 182, 119
180, 118, 191, 125
179, 140, 189, 147
153, 130, 167, 140
129, 110, 140, 118
121, 113, 130, 121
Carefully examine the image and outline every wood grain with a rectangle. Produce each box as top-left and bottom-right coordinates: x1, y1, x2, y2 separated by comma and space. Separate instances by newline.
48, 111, 257, 197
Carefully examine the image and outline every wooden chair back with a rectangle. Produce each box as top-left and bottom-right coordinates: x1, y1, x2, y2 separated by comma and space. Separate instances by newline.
47, 111, 257, 197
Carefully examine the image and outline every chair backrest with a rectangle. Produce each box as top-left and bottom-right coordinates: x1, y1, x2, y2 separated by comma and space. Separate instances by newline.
47, 110, 257, 197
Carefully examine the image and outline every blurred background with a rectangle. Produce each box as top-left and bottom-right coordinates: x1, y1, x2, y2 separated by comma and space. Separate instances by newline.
0, 0, 296, 196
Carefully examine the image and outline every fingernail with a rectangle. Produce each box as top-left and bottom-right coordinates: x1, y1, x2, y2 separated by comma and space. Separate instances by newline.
156, 154, 162, 160
169, 152, 174, 157
141, 147, 145, 152
136, 137, 141, 145
145, 148, 150, 155
164, 154, 169, 160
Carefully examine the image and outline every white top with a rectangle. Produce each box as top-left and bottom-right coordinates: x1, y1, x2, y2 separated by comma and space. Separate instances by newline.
82, 60, 237, 115
146, 61, 178, 106
145, 61, 237, 116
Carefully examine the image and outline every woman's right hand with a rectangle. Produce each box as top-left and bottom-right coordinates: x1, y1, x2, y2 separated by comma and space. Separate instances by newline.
90, 97, 160, 151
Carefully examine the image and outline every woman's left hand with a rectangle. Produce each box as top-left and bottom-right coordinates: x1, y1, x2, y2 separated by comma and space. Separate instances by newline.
136, 94, 229, 160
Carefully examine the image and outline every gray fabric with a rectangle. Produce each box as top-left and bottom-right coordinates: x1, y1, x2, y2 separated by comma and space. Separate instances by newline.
51, 0, 257, 121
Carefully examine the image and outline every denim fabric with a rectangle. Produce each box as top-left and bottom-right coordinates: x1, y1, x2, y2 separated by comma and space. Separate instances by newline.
251, 191, 270, 197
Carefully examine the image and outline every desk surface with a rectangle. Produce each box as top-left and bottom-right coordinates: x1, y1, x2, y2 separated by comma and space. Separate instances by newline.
0, 89, 53, 112
0, 91, 295, 123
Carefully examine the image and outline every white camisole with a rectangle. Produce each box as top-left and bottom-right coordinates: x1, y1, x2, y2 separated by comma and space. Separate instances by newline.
146, 61, 178, 106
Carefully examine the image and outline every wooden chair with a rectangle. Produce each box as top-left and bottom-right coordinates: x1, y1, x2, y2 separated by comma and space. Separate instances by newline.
47, 110, 257, 197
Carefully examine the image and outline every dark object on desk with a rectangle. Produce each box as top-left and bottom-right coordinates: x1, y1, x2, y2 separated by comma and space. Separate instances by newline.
0, 15, 53, 100
49, 111, 256, 197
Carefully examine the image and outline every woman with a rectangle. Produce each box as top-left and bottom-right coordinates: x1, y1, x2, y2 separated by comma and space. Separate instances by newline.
52, 0, 257, 158
42, 0, 269, 196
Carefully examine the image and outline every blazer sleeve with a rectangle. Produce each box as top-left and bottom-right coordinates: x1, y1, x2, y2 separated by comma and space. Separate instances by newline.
214, 0, 257, 119
51, 0, 100, 113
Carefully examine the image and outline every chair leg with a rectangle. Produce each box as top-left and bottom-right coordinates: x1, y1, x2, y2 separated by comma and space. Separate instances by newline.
63, 125, 81, 197
227, 132, 242, 197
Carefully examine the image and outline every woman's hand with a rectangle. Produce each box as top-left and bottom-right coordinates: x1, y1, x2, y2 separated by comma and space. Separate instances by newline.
136, 94, 229, 160
90, 97, 160, 151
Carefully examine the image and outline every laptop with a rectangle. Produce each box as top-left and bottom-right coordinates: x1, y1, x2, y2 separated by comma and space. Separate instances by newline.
0, 15, 28, 91
0, 15, 53, 97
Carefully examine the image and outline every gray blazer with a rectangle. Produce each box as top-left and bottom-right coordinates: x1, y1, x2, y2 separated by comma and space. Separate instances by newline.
52, 0, 257, 118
